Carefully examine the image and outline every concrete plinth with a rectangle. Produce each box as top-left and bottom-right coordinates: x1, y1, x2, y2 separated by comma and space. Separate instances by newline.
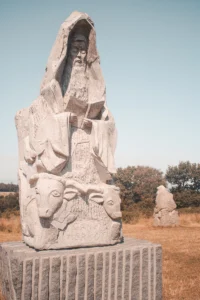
0, 238, 162, 300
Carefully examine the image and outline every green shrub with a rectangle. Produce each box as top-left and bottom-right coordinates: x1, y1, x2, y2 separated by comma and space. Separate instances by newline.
173, 190, 200, 208
0, 193, 19, 216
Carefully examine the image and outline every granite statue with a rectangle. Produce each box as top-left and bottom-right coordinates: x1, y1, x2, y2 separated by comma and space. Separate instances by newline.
153, 185, 179, 226
15, 11, 122, 249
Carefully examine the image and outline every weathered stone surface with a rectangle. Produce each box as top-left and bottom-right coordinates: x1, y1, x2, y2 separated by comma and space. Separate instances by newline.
153, 185, 179, 226
0, 238, 162, 300
15, 11, 122, 250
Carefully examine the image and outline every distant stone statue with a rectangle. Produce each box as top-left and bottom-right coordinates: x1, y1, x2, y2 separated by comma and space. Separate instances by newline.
15, 11, 122, 249
153, 185, 179, 226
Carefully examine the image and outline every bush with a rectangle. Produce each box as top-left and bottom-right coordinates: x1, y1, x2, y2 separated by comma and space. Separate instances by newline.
114, 165, 165, 211
122, 200, 154, 224
173, 190, 200, 208
166, 161, 200, 208
0, 193, 19, 216
136, 198, 154, 217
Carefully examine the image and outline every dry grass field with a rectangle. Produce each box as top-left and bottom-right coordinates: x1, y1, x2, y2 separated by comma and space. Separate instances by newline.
0, 214, 200, 300
0, 192, 16, 197
123, 214, 200, 300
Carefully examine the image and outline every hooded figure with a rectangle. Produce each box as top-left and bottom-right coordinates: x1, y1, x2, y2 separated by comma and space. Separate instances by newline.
17, 11, 117, 181
15, 11, 123, 251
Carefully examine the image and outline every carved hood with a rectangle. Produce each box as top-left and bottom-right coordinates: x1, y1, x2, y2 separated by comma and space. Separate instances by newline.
40, 11, 106, 111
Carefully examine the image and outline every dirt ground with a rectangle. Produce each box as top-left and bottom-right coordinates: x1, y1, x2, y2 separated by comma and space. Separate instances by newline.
123, 220, 200, 300
0, 215, 200, 300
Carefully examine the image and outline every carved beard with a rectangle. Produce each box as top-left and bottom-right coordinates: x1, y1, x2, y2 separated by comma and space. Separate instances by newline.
62, 57, 88, 108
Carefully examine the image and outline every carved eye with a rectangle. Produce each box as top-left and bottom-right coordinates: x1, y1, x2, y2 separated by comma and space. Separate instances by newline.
51, 190, 61, 197
107, 200, 114, 206
71, 47, 78, 55
35, 188, 39, 195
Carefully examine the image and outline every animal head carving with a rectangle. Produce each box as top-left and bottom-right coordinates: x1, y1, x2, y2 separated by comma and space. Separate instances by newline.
89, 185, 122, 220
30, 173, 66, 218
30, 174, 79, 219
103, 186, 122, 219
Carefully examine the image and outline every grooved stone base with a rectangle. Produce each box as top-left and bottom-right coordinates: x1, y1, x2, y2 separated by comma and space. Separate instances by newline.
0, 238, 162, 300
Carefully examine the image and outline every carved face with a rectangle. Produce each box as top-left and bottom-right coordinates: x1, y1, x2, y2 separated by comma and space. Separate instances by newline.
35, 177, 64, 218
103, 188, 122, 220
70, 34, 87, 66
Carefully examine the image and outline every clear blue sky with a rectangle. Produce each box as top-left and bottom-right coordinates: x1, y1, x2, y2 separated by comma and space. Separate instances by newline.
0, 0, 200, 183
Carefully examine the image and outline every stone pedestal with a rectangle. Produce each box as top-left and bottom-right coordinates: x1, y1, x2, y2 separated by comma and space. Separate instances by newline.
0, 238, 162, 300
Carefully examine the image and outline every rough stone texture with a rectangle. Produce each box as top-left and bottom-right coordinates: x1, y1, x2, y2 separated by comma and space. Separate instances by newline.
153, 185, 179, 227
0, 238, 162, 300
15, 11, 122, 250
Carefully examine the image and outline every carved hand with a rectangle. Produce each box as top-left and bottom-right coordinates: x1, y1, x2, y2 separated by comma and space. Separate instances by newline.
69, 113, 77, 124
83, 118, 92, 128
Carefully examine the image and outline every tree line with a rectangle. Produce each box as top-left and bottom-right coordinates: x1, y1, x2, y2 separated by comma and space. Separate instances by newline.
0, 161, 199, 216
165, 161, 200, 208
0, 183, 18, 192
114, 161, 200, 212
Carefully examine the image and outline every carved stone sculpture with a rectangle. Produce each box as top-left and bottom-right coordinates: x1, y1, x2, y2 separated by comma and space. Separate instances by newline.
153, 185, 179, 226
15, 11, 122, 249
